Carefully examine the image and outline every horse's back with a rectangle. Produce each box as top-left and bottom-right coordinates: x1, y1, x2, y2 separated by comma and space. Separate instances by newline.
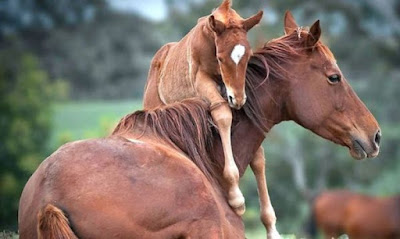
143, 42, 176, 109
19, 137, 243, 239
345, 195, 400, 239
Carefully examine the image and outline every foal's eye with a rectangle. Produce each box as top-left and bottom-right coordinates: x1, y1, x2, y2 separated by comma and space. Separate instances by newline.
328, 74, 341, 84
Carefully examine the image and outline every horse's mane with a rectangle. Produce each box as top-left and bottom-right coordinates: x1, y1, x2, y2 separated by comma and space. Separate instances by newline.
111, 29, 335, 187
242, 28, 335, 132
112, 98, 219, 185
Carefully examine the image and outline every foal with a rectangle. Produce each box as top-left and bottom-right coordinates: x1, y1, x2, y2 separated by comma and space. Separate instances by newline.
143, 0, 263, 215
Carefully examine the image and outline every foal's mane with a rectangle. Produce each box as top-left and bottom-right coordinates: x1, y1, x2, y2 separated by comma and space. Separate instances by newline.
242, 28, 335, 132
112, 98, 219, 184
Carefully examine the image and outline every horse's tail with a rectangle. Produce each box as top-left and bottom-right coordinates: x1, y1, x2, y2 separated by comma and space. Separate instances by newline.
37, 204, 78, 239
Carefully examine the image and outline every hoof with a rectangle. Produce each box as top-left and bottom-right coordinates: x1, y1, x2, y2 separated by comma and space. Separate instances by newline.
233, 203, 246, 216
267, 229, 281, 239
229, 196, 246, 216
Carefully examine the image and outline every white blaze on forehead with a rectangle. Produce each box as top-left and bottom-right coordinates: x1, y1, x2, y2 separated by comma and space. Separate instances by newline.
231, 44, 245, 65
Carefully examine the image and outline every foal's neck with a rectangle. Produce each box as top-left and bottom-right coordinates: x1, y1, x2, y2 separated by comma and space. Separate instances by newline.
188, 18, 220, 77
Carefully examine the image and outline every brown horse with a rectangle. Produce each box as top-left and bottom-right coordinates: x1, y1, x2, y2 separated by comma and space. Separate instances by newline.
142, 11, 381, 239
143, 0, 263, 216
19, 99, 245, 239
312, 190, 400, 239
19, 11, 381, 239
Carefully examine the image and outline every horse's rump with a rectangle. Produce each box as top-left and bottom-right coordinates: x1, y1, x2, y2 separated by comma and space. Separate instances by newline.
19, 137, 243, 238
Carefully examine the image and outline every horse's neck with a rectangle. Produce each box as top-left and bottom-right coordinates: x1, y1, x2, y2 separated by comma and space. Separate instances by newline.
189, 19, 219, 75
212, 82, 288, 176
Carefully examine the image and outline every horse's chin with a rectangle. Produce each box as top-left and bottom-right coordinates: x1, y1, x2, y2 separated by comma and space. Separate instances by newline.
349, 141, 368, 160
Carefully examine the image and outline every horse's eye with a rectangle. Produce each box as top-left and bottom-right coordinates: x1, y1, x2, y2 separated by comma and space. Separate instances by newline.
328, 74, 341, 84
217, 56, 224, 63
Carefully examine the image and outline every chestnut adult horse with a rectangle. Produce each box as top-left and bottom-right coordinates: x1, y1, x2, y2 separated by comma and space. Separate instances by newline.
143, 11, 381, 239
143, 0, 263, 216
311, 190, 400, 239
19, 12, 381, 239
19, 99, 246, 239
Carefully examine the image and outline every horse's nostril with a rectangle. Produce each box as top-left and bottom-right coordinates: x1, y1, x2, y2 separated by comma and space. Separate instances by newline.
228, 95, 234, 104
374, 129, 381, 146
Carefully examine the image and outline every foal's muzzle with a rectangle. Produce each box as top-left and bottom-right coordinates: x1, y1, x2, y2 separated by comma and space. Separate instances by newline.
228, 94, 247, 109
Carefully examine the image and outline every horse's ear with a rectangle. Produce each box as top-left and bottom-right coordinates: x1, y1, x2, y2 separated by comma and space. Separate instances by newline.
209, 15, 226, 35
243, 11, 263, 32
217, 0, 231, 13
306, 20, 321, 47
284, 10, 298, 35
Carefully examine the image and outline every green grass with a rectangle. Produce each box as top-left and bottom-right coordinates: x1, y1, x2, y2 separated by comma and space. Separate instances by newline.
49, 99, 142, 149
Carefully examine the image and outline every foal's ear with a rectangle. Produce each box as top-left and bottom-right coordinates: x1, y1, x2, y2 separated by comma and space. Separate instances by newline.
209, 15, 226, 35
284, 10, 298, 35
243, 11, 263, 32
306, 20, 321, 47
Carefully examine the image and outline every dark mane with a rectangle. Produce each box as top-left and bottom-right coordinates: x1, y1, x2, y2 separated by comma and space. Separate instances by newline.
242, 29, 334, 132
112, 98, 219, 184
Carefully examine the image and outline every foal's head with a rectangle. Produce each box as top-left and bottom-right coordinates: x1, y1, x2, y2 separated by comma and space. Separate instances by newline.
208, 0, 262, 109
278, 11, 381, 159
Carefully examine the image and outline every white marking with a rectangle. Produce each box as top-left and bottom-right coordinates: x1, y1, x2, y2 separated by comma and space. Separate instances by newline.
230, 44, 245, 65
126, 138, 145, 144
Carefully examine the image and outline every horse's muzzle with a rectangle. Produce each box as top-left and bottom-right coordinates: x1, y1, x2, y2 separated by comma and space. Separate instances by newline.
350, 129, 381, 160
228, 95, 246, 109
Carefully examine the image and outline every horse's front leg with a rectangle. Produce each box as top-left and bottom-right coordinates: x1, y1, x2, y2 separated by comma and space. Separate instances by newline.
211, 102, 245, 215
195, 73, 245, 216
250, 146, 281, 239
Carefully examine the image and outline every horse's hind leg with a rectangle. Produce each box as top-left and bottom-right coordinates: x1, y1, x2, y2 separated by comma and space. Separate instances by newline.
250, 146, 281, 239
37, 204, 78, 239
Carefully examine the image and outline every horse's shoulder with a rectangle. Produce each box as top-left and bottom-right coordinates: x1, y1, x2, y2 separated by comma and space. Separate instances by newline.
117, 136, 222, 212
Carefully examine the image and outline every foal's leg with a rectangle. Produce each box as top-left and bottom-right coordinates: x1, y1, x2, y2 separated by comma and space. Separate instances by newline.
195, 73, 245, 216
250, 146, 281, 239
211, 103, 245, 215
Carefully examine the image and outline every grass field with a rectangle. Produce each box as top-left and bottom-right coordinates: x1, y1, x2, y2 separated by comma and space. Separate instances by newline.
49, 99, 142, 149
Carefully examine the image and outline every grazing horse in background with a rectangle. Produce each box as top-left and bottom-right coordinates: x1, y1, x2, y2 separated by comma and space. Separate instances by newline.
142, 11, 381, 239
311, 190, 400, 239
143, 0, 263, 216
310, 190, 358, 238
19, 11, 381, 239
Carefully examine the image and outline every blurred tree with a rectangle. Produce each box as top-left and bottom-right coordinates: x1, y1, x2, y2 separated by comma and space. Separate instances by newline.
0, 0, 162, 99
0, 45, 65, 230
40, 11, 161, 99
0, 0, 106, 38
